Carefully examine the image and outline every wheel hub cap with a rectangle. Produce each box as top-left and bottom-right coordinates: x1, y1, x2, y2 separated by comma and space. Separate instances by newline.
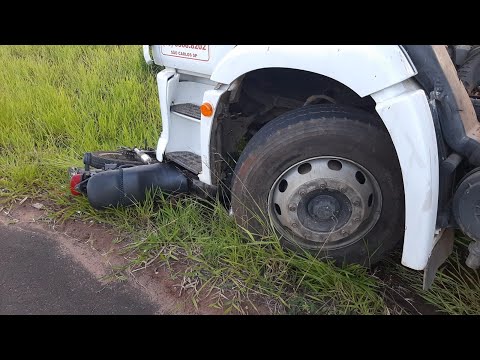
308, 194, 340, 220
268, 157, 382, 250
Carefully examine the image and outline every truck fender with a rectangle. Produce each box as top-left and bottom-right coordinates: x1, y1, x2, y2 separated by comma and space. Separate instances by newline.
211, 45, 416, 97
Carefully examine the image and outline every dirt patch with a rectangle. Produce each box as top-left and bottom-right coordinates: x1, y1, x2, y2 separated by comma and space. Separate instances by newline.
372, 260, 441, 315
0, 200, 232, 315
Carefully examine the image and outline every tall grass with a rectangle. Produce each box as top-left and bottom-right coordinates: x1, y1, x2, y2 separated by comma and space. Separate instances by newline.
0, 45, 160, 198
65, 192, 388, 314
394, 237, 480, 315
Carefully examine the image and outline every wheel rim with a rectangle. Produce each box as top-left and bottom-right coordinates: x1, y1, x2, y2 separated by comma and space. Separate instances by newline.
267, 156, 382, 250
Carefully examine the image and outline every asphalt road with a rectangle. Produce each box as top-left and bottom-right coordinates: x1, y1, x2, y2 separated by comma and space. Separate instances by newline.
0, 224, 157, 315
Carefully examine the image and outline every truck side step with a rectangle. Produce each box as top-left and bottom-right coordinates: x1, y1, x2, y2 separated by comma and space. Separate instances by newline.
171, 103, 201, 120
165, 151, 203, 174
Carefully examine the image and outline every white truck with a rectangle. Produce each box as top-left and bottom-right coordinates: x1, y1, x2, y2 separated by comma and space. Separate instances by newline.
69, 45, 480, 289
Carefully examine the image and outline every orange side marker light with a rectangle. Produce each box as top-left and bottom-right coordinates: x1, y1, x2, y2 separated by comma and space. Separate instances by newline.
200, 102, 214, 117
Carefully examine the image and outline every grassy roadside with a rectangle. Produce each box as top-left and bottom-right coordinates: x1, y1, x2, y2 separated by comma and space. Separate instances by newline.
393, 237, 480, 315
0, 45, 477, 314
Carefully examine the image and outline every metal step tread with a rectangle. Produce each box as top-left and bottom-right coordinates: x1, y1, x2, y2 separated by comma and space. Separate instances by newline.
171, 103, 201, 120
165, 151, 202, 174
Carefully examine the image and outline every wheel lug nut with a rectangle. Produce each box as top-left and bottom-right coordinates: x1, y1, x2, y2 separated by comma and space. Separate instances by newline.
341, 230, 348, 235
289, 205, 297, 211
292, 222, 298, 228
320, 184, 326, 190
354, 217, 360, 222
353, 201, 360, 206
299, 190, 306, 196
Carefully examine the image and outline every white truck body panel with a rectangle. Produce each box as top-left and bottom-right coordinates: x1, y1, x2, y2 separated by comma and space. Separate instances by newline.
372, 80, 439, 270
155, 71, 216, 161
150, 45, 236, 77
198, 87, 229, 184
210, 45, 417, 97
155, 68, 176, 162
149, 45, 439, 271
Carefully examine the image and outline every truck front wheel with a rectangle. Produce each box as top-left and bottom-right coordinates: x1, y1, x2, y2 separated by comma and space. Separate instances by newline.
230, 105, 404, 266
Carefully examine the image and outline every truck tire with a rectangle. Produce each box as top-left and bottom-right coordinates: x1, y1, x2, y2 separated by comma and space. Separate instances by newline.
230, 104, 404, 266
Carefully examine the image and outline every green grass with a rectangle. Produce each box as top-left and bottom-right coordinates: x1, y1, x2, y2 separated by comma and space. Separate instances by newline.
0, 45, 160, 199
394, 236, 480, 315
0, 45, 478, 314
